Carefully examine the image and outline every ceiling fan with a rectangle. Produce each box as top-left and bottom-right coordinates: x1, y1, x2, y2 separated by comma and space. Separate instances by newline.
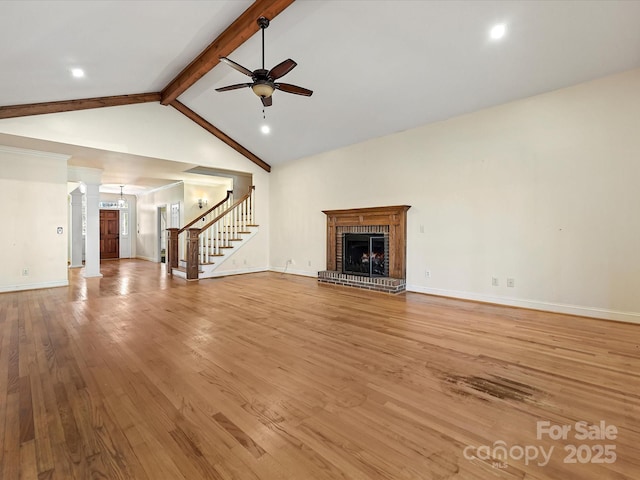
215, 16, 313, 107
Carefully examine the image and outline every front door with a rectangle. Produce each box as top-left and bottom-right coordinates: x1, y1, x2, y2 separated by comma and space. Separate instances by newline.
100, 210, 119, 259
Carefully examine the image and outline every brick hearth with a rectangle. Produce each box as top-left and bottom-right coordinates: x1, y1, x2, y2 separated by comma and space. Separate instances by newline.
317, 271, 406, 294
320, 205, 410, 294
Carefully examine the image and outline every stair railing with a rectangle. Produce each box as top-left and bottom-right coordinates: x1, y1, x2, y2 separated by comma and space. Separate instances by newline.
166, 190, 233, 275
196, 186, 255, 267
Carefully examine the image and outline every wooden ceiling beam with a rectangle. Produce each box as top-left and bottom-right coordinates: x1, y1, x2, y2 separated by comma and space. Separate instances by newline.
0, 2, 290, 171
0, 93, 161, 120
170, 100, 271, 172
160, 0, 295, 105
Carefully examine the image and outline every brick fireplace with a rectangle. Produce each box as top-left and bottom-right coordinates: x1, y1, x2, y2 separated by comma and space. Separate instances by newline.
318, 205, 410, 293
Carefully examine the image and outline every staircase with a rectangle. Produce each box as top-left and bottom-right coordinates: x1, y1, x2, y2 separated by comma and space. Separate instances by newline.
167, 186, 258, 280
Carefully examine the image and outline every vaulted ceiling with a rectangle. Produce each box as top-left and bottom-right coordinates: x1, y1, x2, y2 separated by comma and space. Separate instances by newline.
2, 0, 640, 179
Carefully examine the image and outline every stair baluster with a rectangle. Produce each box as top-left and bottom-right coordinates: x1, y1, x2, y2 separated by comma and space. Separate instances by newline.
173, 186, 255, 280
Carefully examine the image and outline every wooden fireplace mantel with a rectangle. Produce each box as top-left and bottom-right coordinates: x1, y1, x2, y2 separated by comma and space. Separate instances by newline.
323, 205, 411, 279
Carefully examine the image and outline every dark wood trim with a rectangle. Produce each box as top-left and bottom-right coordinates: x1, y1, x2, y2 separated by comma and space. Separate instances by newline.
323, 205, 411, 219
186, 228, 201, 280
200, 186, 254, 232
166, 228, 179, 275
160, 0, 296, 105
179, 190, 233, 234
0, 93, 161, 119
0, 94, 272, 173
99, 209, 120, 260
170, 101, 271, 172
323, 205, 411, 279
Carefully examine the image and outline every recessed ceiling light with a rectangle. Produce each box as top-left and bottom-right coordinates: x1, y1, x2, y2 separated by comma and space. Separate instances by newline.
71, 68, 85, 78
490, 23, 506, 40
261, 125, 270, 134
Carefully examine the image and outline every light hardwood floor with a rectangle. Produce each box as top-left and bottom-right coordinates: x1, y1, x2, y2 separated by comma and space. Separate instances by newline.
1, 260, 638, 479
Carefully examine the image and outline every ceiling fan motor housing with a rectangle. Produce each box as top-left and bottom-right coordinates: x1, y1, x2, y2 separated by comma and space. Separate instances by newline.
215, 15, 312, 106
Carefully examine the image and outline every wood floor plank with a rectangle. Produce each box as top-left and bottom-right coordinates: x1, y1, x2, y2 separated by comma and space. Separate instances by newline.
29, 372, 55, 475
2, 393, 20, 480
18, 375, 35, 443
6, 318, 20, 395
19, 439, 38, 479
0, 259, 639, 479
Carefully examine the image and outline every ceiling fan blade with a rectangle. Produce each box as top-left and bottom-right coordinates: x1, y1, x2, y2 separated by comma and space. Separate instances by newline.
275, 83, 313, 97
215, 83, 253, 92
219, 57, 254, 77
268, 59, 297, 80
261, 96, 273, 107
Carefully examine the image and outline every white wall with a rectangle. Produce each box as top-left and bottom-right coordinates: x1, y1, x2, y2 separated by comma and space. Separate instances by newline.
210, 229, 267, 276
0, 102, 271, 271
183, 182, 231, 224
269, 68, 640, 323
136, 182, 247, 264
136, 183, 184, 262
0, 146, 69, 292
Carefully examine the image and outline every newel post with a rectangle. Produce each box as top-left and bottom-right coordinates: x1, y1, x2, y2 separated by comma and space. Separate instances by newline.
186, 228, 201, 280
166, 228, 179, 275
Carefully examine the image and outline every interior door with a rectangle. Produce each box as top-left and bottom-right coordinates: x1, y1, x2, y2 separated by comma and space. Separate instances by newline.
100, 210, 120, 259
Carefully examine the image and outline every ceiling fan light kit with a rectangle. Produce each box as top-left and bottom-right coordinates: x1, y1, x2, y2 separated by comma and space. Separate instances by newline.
252, 82, 274, 98
216, 16, 312, 107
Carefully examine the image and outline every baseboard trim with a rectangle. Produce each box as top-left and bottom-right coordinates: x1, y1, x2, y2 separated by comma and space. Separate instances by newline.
136, 255, 158, 263
406, 285, 640, 325
202, 267, 269, 278
269, 267, 317, 278
0, 280, 69, 293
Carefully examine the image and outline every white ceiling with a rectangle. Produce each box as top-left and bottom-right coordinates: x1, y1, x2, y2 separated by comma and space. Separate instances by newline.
0, 0, 252, 104
0, 133, 233, 195
2, 0, 640, 175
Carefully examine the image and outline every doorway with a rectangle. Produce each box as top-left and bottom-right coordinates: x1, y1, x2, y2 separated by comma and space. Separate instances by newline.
158, 205, 167, 263
100, 210, 120, 259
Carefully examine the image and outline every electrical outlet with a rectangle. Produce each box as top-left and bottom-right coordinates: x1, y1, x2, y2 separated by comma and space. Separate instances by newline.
492, 277, 499, 286
22, 268, 29, 276
507, 278, 515, 288
425, 270, 431, 278
308, 260, 311, 267
287, 259, 295, 265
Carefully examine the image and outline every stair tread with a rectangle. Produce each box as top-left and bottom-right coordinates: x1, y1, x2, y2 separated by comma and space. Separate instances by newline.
179, 258, 218, 263
174, 266, 204, 273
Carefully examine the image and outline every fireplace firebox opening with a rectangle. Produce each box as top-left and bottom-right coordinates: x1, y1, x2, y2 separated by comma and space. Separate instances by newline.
342, 233, 388, 277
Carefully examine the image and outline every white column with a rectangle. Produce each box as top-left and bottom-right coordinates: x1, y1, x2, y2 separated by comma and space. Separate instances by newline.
69, 187, 84, 268
83, 182, 103, 278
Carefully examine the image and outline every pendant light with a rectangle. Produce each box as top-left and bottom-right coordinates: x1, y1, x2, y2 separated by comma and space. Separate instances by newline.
117, 185, 126, 208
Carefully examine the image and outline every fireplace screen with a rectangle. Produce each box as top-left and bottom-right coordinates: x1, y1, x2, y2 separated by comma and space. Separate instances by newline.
343, 233, 387, 277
